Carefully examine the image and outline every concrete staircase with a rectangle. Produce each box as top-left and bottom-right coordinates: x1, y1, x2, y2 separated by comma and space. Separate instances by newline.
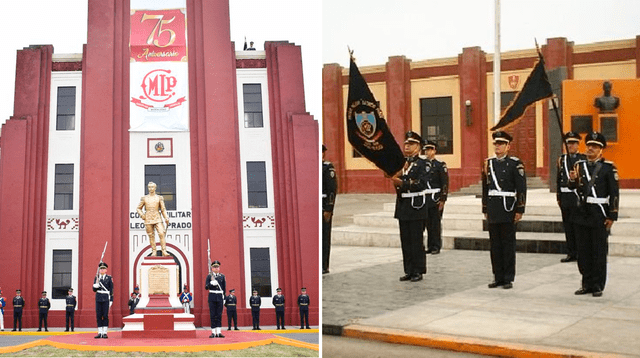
332, 188, 640, 257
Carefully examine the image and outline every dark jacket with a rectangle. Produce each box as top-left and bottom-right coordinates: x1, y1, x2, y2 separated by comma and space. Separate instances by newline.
557, 153, 586, 209
568, 157, 619, 227
482, 156, 527, 223
297, 294, 310, 311
272, 294, 285, 312
249, 295, 261, 312
38, 298, 51, 314
323, 161, 337, 212
65, 295, 77, 313
425, 158, 449, 207
224, 295, 237, 311
93, 275, 114, 303
394, 156, 430, 221
13, 296, 24, 312
205, 273, 226, 302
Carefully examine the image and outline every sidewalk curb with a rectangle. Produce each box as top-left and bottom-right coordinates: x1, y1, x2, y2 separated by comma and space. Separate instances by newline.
338, 324, 629, 358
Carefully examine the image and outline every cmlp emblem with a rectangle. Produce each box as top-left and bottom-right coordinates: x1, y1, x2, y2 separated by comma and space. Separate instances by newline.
131, 69, 186, 111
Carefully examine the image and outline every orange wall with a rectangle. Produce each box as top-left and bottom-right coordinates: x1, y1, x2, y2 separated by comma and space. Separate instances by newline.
563, 79, 640, 181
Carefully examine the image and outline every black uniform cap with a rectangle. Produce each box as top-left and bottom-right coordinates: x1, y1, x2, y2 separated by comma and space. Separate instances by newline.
41, 291, 47, 295
564, 131, 581, 143
99, 262, 108, 269
586, 132, 606, 148
492, 131, 513, 144
68, 288, 73, 292
322, 144, 327, 152
276, 288, 282, 292
252, 289, 258, 293
301, 287, 306, 291
404, 131, 422, 144
211, 260, 221, 267
423, 140, 437, 150
230, 289, 235, 293
16, 289, 21, 293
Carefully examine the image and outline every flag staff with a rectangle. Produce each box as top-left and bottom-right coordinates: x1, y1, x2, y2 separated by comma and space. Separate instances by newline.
493, 0, 501, 125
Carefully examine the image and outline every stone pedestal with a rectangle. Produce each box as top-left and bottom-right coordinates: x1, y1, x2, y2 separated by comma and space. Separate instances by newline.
122, 256, 195, 338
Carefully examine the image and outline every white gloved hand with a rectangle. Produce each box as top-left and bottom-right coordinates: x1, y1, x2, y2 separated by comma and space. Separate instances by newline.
109, 301, 112, 308
93, 283, 100, 289
210, 279, 219, 286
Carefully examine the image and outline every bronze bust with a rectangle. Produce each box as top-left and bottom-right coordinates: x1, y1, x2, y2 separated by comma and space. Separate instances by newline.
594, 81, 620, 113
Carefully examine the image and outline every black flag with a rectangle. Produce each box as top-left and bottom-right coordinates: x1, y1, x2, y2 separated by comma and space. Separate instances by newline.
491, 51, 553, 131
346, 56, 404, 176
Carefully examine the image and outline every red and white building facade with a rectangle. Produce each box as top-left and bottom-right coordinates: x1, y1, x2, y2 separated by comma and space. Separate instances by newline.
0, 0, 318, 329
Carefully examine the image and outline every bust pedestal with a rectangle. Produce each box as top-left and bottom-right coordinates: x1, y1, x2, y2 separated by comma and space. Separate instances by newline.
122, 256, 195, 338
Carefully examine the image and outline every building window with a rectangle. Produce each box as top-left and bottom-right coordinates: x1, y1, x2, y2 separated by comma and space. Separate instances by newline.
243, 84, 263, 128
145, 165, 176, 211
56, 87, 76, 130
54, 164, 74, 210
247, 161, 267, 208
52, 250, 72, 299
420, 97, 453, 154
250, 248, 272, 297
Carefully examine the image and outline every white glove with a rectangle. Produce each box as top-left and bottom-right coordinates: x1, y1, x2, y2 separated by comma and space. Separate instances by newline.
109, 301, 112, 308
210, 279, 219, 286
93, 283, 100, 289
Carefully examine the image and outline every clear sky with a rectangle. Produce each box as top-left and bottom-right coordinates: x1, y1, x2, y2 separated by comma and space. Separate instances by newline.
0, 0, 321, 126
323, 0, 640, 67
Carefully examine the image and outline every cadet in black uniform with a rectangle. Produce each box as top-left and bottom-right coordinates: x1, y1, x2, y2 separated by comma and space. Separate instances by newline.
322, 144, 337, 274
37, 291, 50, 331
92, 262, 113, 339
65, 288, 77, 332
224, 289, 238, 331
422, 140, 449, 254
205, 260, 226, 338
12, 289, 23, 331
297, 287, 310, 329
272, 288, 285, 329
249, 289, 261, 330
569, 132, 619, 297
389, 131, 430, 282
557, 131, 586, 263
482, 131, 526, 289
128, 286, 140, 315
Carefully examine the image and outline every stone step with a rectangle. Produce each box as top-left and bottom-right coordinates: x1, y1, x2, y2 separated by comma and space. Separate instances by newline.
332, 226, 640, 257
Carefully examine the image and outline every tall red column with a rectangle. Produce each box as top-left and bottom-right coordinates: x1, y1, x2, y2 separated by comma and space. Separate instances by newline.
385, 56, 412, 139
458, 47, 488, 188
78, 0, 130, 328
322, 63, 346, 193
187, 0, 244, 327
266, 41, 319, 326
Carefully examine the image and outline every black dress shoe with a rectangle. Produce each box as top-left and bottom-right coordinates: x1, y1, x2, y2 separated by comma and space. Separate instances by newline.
399, 274, 412, 281
227, 328, 232, 331
561, 256, 577, 263
425, 249, 433, 254
502, 282, 513, 289
575, 288, 591, 295
94, 334, 102, 339
410, 274, 423, 282
102, 334, 108, 339
37, 329, 41, 332
592, 290, 603, 297
322, 269, 330, 274
257, 327, 261, 330
282, 327, 286, 330
11, 329, 16, 332
209, 333, 216, 338
234, 327, 239, 330
64, 329, 69, 332
218, 333, 225, 338
431, 249, 440, 255
488, 281, 503, 288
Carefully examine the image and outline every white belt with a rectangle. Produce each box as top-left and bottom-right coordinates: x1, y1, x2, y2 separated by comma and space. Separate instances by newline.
401, 188, 441, 198
586, 196, 609, 204
322, 194, 327, 198
97, 290, 110, 295
488, 189, 516, 197
560, 187, 575, 193
209, 290, 223, 294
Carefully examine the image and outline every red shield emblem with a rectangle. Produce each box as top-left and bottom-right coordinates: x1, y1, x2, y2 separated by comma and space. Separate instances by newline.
508, 75, 519, 89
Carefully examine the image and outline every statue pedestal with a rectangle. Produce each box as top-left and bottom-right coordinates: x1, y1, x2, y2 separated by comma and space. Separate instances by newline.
122, 256, 195, 338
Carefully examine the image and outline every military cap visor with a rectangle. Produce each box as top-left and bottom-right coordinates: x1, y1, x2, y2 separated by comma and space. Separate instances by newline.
211, 260, 221, 267
585, 132, 606, 148
230, 289, 235, 293
42, 291, 47, 294
564, 131, 581, 143
492, 131, 513, 144
99, 262, 108, 269
404, 131, 422, 144
423, 140, 437, 149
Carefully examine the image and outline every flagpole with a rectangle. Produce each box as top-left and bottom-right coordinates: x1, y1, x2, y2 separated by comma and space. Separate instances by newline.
493, 0, 501, 125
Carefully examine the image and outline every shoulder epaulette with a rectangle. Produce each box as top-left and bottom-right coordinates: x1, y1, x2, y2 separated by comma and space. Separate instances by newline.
509, 156, 521, 162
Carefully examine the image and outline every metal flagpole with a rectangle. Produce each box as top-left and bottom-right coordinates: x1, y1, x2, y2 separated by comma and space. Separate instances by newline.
494, 0, 501, 125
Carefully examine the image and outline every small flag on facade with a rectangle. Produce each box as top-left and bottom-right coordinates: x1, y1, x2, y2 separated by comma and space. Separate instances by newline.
491, 50, 553, 131
346, 53, 404, 176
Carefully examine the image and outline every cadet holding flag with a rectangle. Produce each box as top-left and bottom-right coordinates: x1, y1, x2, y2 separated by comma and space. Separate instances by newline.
389, 131, 430, 282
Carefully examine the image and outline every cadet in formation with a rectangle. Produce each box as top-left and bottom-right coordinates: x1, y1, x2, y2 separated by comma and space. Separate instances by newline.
205, 260, 226, 338
65, 288, 76, 332
297, 287, 310, 329
556, 131, 586, 263
12, 289, 23, 331
422, 140, 449, 255
224, 289, 239, 331
93, 262, 113, 339
249, 289, 261, 330
322, 144, 337, 274
0, 288, 5, 331
389, 131, 429, 282
569, 132, 619, 297
482, 131, 526, 289
37, 291, 50, 332
272, 288, 285, 329
128, 286, 140, 315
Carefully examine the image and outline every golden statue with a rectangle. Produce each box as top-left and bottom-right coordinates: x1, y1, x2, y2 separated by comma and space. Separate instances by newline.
136, 182, 170, 256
